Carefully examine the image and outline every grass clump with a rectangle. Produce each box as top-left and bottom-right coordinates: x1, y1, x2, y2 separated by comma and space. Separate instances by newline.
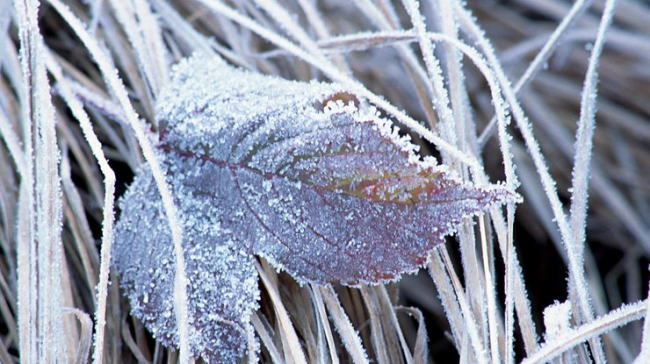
0, 0, 649, 363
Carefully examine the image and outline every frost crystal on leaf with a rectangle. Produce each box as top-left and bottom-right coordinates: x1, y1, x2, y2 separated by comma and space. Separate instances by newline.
113, 54, 520, 362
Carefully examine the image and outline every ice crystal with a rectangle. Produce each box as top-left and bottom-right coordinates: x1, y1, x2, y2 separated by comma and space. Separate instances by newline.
113, 54, 520, 362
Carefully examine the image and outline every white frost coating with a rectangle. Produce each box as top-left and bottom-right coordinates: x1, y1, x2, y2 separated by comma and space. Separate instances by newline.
113, 54, 519, 362
543, 301, 573, 340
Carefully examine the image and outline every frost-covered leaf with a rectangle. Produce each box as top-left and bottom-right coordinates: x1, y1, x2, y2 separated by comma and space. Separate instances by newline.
113, 54, 519, 363
114, 167, 258, 362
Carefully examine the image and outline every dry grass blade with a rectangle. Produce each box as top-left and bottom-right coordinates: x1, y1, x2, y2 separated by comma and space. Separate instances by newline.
319, 286, 369, 364
311, 285, 340, 364
256, 261, 306, 364
523, 300, 646, 364
567, 0, 618, 361
14, 0, 68, 362
46, 51, 118, 364
634, 282, 650, 363
45, 1, 191, 362
476, 0, 593, 146
359, 286, 391, 364
62, 307, 93, 364
396, 306, 429, 364
251, 312, 283, 363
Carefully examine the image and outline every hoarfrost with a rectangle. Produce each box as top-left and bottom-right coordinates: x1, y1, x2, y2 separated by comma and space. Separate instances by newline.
113, 54, 520, 362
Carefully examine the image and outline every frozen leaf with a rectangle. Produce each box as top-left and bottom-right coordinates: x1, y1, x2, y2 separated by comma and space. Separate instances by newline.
114, 166, 259, 362
113, 54, 520, 362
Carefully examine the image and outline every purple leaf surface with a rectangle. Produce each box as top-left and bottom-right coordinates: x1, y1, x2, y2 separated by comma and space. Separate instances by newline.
113, 54, 519, 362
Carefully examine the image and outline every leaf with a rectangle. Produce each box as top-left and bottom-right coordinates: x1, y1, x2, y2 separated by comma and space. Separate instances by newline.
113, 54, 520, 363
